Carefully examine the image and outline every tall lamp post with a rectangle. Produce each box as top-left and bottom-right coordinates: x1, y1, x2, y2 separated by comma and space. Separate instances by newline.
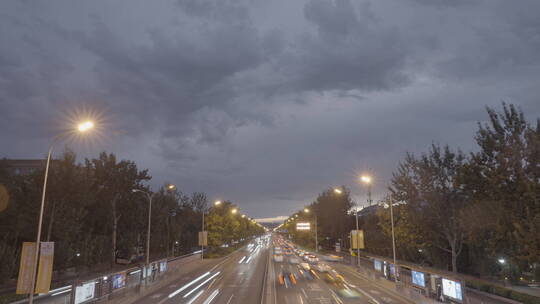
28, 121, 95, 304
303, 208, 318, 252
359, 175, 372, 267
132, 184, 175, 281
389, 198, 398, 282
202, 200, 223, 260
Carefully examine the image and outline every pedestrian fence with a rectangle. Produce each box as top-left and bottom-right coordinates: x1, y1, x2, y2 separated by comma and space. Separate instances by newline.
13, 251, 201, 304
339, 253, 466, 304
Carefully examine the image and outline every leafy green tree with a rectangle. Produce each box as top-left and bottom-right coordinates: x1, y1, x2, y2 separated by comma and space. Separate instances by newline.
390, 145, 468, 272
85, 152, 151, 266
462, 104, 540, 275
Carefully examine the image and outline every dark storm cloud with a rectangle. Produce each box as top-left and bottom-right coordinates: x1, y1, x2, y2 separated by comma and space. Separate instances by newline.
1, 0, 540, 219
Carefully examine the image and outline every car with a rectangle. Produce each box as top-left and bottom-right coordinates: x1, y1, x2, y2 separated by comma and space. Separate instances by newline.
289, 257, 300, 264
307, 255, 319, 264
300, 262, 311, 271
274, 254, 284, 262
323, 255, 343, 262
279, 271, 297, 287
315, 263, 332, 272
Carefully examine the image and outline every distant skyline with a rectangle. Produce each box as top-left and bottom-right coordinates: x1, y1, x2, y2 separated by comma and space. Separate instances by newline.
1, 0, 540, 220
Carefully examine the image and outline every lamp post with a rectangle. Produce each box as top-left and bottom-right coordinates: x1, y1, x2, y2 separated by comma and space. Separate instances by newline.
132, 184, 175, 280
389, 198, 398, 282
358, 175, 372, 268
303, 208, 318, 252
28, 121, 94, 304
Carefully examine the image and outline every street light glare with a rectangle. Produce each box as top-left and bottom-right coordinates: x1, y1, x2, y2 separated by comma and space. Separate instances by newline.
77, 121, 94, 132
231, 208, 238, 214
167, 184, 176, 190
304, 208, 310, 213
334, 188, 343, 194
214, 200, 222, 206
360, 175, 372, 184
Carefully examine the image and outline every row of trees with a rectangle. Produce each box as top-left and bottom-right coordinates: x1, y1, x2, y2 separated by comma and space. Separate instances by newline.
284, 104, 539, 280
0, 152, 263, 284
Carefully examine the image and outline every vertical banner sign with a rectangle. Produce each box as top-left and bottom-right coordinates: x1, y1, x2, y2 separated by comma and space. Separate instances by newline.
351, 230, 365, 249
198, 231, 208, 246
16, 242, 36, 294
35, 242, 54, 293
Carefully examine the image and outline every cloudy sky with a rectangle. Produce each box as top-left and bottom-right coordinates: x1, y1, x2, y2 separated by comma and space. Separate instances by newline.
1, 0, 540, 221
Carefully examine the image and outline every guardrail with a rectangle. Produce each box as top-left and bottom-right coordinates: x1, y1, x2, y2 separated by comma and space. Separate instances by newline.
10, 251, 202, 304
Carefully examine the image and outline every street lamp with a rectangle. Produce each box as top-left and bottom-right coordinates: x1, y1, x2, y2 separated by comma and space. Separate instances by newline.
498, 258, 506, 265
132, 183, 175, 279
241, 214, 246, 218
231, 208, 238, 214
29, 121, 94, 304
214, 200, 222, 206
360, 175, 372, 206
303, 208, 318, 252
334, 188, 343, 194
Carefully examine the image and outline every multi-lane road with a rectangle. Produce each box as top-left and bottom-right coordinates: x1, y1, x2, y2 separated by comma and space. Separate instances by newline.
128, 234, 412, 304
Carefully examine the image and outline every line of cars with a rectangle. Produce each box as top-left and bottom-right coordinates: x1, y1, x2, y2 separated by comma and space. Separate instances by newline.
271, 237, 361, 299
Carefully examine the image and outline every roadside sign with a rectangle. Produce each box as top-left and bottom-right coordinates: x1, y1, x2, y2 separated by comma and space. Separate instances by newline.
35, 242, 54, 293
16, 242, 36, 294
198, 231, 208, 246
351, 230, 365, 249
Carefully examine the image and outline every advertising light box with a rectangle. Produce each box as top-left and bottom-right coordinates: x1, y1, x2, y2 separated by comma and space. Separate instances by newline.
411, 270, 425, 287
442, 278, 463, 301
374, 259, 382, 272
74, 282, 95, 304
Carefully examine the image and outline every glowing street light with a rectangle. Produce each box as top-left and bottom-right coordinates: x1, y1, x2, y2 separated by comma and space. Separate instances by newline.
498, 258, 506, 265
29, 120, 96, 304
304, 208, 310, 213
231, 208, 238, 214
360, 175, 372, 184
241, 214, 246, 218
214, 200, 222, 206
334, 188, 343, 194
77, 121, 94, 132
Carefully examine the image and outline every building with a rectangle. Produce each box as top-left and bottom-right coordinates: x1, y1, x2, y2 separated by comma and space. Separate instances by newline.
1, 159, 47, 176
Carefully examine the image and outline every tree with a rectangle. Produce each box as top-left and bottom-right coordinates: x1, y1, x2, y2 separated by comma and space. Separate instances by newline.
390, 145, 468, 272
85, 152, 151, 266
463, 104, 540, 274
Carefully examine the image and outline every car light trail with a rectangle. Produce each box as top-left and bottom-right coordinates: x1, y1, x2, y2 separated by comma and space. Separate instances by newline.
168, 272, 210, 298
128, 269, 141, 275
245, 255, 253, 263
183, 272, 221, 298
186, 289, 205, 304
202, 289, 220, 304
238, 256, 246, 263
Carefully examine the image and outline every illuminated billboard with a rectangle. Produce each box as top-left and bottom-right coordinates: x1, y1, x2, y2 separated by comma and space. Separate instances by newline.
442, 278, 463, 301
296, 222, 310, 231
411, 270, 425, 287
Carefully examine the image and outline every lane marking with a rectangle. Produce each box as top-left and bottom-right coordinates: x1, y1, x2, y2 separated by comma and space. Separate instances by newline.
186, 289, 205, 304
301, 288, 308, 299
184, 272, 221, 298
168, 272, 211, 298
226, 294, 234, 304
202, 289, 220, 304
239, 256, 246, 264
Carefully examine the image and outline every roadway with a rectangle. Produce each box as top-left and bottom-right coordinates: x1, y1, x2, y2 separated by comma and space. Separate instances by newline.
133, 234, 414, 304
132, 238, 270, 304
271, 249, 413, 304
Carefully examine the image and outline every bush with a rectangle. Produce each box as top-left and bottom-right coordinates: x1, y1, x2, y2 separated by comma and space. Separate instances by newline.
466, 279, 540, 304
